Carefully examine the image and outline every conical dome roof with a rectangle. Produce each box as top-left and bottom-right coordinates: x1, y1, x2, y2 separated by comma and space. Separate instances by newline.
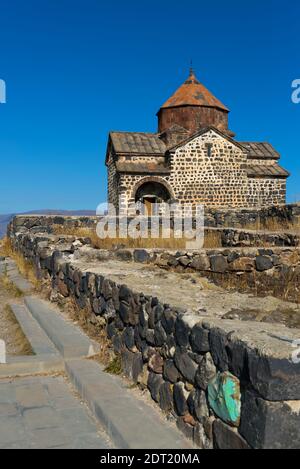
161, 69, 229, 112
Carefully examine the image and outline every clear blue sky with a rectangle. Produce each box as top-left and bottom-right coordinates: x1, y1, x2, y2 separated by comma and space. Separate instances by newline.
0, 0, 299, 213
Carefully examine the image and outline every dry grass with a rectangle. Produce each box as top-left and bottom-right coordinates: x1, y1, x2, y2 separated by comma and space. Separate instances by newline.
242, 217, 300, 234
0, 270, 23, 298
3, 305, 33, 356
53, 225, 224, 249
104, 355, 122, 375
0, 237, 42, 291
65, 297, 113, 366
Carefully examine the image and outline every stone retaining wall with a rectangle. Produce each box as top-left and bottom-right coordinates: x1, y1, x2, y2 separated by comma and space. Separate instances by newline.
9, 203, 300, 234
6, 217, 300, 449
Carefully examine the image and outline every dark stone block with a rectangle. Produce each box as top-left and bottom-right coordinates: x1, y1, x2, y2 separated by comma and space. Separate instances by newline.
121, 349, 143, 382
118, 301, 130, 324
191, 389, 209, 424
159, 382, 173, 412
227, 252, 240, 263
163, 359, 180, 383
119, 284, 132, 302
123, 327, 135, 351
147, 372, 164, 402
145, 329, 155, 346
248, 350, 300, 400
210, 255, 228, 273
154, 321, 167, 346
133, 249, 150, 263
240, 391, 300, 449
175, 315, 191, 347
209, 328, 229, 371
190, 324, 210, 353
175, 349, 198, 383
258, 249, 274, 256
195, 353, 217, 390
255, 255, 273, 271
148, 304, 164, 329
107, 322, 116, 340
101, 278, 113, 299
112, 334, 122, 354
173, 382, 189, 416
213, 420, 250, 449
161, 309, 177, 334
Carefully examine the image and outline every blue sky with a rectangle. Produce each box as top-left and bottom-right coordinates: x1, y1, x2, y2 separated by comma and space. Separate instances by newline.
0, 0, 299, 213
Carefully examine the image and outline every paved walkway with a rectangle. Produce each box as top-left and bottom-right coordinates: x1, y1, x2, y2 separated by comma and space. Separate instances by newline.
0, 375, 112, 449
0, 258, 191, 450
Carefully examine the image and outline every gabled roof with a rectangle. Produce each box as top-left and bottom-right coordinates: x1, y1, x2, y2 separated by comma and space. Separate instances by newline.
109, 131, 166, 155
240, 142, 280, 160
167, 126, 246, 152
246, 163, 289, 178
159, 69, 229, 112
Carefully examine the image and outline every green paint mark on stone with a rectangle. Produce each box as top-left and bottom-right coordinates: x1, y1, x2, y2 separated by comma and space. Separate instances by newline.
207, 371, 241, 426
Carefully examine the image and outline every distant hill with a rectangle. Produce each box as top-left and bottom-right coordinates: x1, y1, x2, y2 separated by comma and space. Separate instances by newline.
0, 210, 96, 238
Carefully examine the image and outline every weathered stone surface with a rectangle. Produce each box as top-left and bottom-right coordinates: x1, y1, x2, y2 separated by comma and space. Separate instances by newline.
161, 309, 177, 334
229, 257, 255, 272
227, 251, 240, 263
112, 334, 122, 354
145, 329, 155, 346
190, 254, 210, 271
159, 382, 173, 413
163, 360, 180, 383
123, 327, 136, 352
247, 351, 300, 401
154, 322, 167, 347
176, 417, 194, 441
207, 372, 241, 427
175, 314, 199, 347
255, 255, 273, 271
148, 304, 164, 329
209, 328, 229, 371
147, 372, 164, 402
190, 324, 210, 353
213, 420, 250, 449
210, 255, 228, 273
174, 350, 198, 383
195, 353, 217, 390
148, 352, 164, 374
121, 349, 143, 382
173, 382, 189, 416
133, 249, 150, 263
194, 422, 213, 449
188, 388, 209, 423
240, 391, 300, 449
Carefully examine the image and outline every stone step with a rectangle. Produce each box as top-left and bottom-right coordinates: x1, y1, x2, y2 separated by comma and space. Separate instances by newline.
9, 304, 59, 357
24, 296, 100, 359
65, 359, 193, 450
0, 355, 65, 378
1, 259, 32, 294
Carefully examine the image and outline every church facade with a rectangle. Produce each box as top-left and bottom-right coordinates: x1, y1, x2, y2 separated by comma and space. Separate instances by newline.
105, 69, 289, 214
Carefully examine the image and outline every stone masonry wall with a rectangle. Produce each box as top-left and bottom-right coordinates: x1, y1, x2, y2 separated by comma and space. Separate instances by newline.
168, 130, 250, 208
6, 217, 300, 449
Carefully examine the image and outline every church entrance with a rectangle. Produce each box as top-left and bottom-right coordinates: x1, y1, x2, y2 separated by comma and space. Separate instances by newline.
135, 181, 171, 215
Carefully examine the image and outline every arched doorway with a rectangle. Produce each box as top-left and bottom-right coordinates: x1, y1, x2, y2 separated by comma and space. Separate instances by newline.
134, 180, 172, 215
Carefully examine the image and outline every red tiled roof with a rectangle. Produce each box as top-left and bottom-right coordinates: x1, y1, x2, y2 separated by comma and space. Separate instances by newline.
160, 70, 229, 112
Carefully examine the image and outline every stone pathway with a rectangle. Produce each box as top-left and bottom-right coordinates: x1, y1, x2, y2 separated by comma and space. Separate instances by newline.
0, 258, 191, 449
0, 375, 112, 449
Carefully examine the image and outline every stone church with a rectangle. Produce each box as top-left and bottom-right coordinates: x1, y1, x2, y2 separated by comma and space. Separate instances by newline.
105, 69, 289, 214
